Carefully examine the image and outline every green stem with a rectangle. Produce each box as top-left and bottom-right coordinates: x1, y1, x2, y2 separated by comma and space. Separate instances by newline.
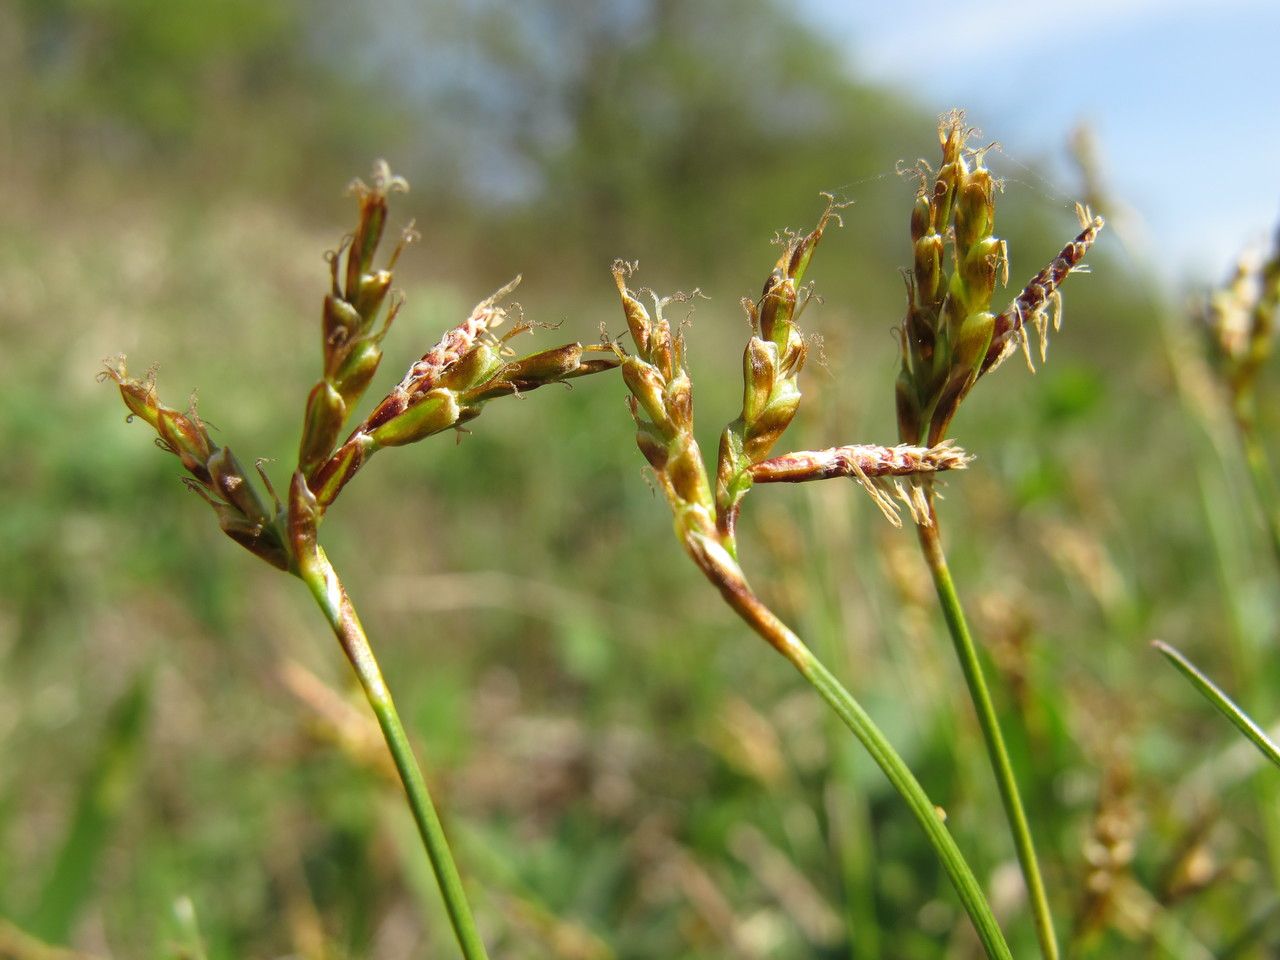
1239, 422, 1280, 569
718, 581, 1013, 960
799, 654, 1012, 959
298, 546, 489, 960
917, 504, 1059, 960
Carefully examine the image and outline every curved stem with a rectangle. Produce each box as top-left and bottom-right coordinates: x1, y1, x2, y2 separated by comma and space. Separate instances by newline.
713, 575, 1013, 960
298, 545, 489, 960
917, 503, 1058, 960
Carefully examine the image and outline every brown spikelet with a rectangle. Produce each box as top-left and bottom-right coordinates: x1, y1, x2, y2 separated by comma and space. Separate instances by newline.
983, 204, 1105, 376
398, 276, 521, 397
101, 358, 290, 570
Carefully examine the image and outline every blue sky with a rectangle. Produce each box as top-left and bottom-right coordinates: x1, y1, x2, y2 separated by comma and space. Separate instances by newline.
797, 0, 1280, 282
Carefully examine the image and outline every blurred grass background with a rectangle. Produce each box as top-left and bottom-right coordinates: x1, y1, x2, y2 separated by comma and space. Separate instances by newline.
2, 1, 1279, 957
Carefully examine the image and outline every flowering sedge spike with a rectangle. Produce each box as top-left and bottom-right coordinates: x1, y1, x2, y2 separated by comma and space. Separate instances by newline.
100, 360, 290, 570
896, 112, 1103, 448
715, 199, 842, 540
897, 112, 1005, 446
751, 441, 971, 483
607, 258, 967, 625
108, 163, 626, 959
608, 260, 780, 641
298, 161, 416, 484
891, 115, 1084, 960
1201, 223, 1280, 425
306, 280, 617, 508
609, 256, 816, 661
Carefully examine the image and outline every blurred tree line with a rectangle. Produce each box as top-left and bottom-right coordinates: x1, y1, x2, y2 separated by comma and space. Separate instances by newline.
5, 0, 951, 287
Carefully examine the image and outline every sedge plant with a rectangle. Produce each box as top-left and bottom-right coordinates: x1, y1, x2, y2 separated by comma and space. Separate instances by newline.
1201, 226, 1280, 566
893, 112, 1104, 960
608, 111, 1106, 955
102, 163, 616, 959
608, 202, 1014, 955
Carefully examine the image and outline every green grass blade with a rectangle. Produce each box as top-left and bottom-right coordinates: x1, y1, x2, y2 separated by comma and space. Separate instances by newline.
796, 651, 1013, 960
166, 897, 209, 960
1153, 640, 1280, 770
27, 672, 152, 944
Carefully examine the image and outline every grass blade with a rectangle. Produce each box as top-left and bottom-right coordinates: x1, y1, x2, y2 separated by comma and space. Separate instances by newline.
27, 672, 151, 944
1153, 640, 1280, 770
167, 897, 209, 960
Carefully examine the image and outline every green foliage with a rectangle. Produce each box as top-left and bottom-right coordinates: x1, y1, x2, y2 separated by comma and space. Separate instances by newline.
26, 675, 151, 944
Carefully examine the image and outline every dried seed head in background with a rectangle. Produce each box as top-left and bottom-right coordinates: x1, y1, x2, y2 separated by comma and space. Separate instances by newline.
1201, 225, 1280, 424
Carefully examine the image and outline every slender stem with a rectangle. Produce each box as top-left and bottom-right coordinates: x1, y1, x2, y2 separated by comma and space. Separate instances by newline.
716, 579, 1013, 960
298, 545, 489, 960
916, 503, 1058, 960
1238, 421, 1280, 569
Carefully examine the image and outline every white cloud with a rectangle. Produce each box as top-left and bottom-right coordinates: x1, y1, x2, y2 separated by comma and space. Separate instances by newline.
848, 0, 1272, 79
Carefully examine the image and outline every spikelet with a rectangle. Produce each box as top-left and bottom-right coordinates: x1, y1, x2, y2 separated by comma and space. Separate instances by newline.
100, 359, 290, 570
982, 203, 1105, 377
750, 441, 972, 526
